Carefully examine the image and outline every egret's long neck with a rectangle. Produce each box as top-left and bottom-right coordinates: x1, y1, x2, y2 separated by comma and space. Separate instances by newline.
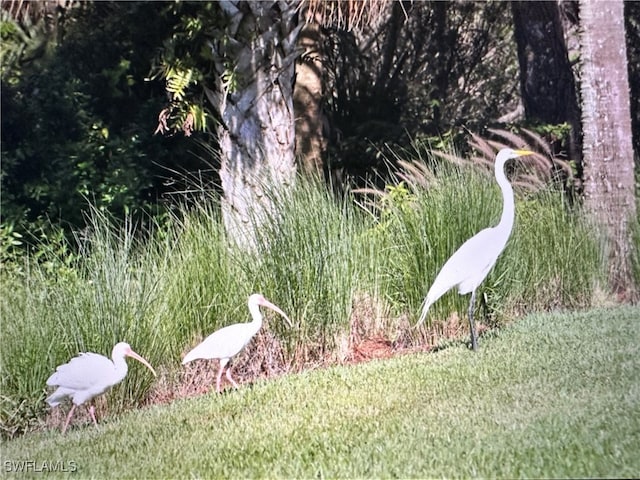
495, 158, 515, 233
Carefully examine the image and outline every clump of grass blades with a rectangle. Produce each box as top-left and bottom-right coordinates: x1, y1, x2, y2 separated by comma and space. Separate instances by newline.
251, 175, 377, 363
501, 191, 603, 314
158, 200, 247, 359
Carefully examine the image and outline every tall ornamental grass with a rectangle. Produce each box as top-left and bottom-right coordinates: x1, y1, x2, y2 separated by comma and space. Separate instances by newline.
368, 152, 603, 327
250, 175, 388, 361
1, 211, 168, 438
0, 146, 610, 439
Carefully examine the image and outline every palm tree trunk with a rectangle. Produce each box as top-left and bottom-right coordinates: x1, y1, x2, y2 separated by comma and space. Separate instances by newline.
294, 14, 326, 177
579, 0, 637, 299
207, 1, 300, 250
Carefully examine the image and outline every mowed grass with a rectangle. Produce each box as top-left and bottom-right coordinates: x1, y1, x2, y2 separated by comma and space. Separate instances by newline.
2, 305, 638, 478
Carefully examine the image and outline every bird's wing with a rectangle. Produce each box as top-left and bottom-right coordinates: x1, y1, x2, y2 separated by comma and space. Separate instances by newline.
428, 227, 508, 298
46, 387, 75, 406
46, 353, 115, 389
182, 323, 257, 363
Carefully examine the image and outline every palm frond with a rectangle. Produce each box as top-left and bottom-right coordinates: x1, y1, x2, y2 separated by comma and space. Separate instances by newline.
302, 0, 390, 31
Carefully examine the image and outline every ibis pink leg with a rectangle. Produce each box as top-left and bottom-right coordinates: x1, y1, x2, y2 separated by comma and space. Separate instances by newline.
88, 404, 98, 426
215, 358, 233, 393
215, 364, 224, 393
61, 404, 77, 434
225, 368, 239, 389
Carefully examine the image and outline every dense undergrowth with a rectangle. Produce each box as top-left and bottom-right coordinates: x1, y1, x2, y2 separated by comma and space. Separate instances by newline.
0, 147, 612, 439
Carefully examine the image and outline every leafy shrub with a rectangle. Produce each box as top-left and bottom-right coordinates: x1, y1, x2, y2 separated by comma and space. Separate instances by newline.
0, 2, 199, 242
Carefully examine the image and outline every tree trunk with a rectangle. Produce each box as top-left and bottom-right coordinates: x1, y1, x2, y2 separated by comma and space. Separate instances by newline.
207, 1, 300, 250
624, 1, 640, 158
293, 16, 326, 177
511, 0, 582, 166
579, 0, 637, 300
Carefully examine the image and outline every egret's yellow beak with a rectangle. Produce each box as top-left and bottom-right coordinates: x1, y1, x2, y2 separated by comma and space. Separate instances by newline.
514, 149, 535, 157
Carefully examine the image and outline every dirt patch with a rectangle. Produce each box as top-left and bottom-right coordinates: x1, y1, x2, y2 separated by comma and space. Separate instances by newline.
145, 303, 486, 405
349, 336, 395, 361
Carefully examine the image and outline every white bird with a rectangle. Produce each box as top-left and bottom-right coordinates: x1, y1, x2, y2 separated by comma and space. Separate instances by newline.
46, 342, 156, 434
182, 293, 292, 393
417, 148, 534, 350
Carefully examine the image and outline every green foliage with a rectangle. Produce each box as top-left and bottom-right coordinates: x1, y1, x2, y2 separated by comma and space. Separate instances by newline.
0, 223, 24, 274
157, 200, 245, 358
529, 121, 572, 139
1, 2, 198, 241
380, 182, 414, 222
149, 2, 221, 136
2, 307, 638, 477
165, 66, 194, 101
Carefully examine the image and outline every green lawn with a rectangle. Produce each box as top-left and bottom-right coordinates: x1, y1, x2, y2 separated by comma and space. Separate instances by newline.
2, 306, 638, 478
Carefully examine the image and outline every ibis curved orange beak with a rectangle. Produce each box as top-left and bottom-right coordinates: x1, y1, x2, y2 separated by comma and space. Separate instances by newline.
126, 348, 157, 376
259, 298, 293, 327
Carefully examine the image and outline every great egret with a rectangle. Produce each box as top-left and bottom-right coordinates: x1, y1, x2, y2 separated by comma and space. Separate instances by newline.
46, 342, 156, 434
182, 293, 292, 393
417, 148, 534, 350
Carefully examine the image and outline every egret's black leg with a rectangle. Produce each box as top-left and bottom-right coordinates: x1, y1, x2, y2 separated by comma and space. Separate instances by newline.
468, 290, 479, 351
481, 291, 489, 321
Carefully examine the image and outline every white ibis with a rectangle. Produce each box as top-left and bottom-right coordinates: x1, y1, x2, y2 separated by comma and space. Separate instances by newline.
46, 342, 156, 434
417, 148, 534, 350
182, 293, 292, 393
